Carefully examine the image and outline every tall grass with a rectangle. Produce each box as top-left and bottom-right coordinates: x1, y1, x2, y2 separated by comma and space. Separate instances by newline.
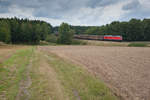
128, 42, 148, 47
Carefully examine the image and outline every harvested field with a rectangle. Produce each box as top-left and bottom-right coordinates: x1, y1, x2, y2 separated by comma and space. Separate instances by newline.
0, 45, 28, 63
41, 46, 150, 100
0, 46, 117, 100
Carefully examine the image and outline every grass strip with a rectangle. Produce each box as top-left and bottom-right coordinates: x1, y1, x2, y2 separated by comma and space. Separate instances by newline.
44, 52, 118, 100
0, 47, 33, 100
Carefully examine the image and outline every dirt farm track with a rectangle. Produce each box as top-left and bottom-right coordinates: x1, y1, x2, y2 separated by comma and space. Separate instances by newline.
40, 46, 150, 100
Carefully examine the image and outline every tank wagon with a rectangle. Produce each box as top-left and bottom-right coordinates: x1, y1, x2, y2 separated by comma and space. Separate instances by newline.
74, 35, 123, 41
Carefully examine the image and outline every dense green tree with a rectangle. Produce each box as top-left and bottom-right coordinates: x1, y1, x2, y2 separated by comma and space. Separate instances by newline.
40, 23, 51, 40
0, 17, 53, 44
46, 34, 57, 43
57, 23, 74, 44
85, 27, 101, 35
32, 24, 41, 43
143, 19, 150, 41
109, 21, 121, 34
0, 21, 11, 43
10, 18, 19, 43
71, 26, 91, 34
127, 19, 144, 41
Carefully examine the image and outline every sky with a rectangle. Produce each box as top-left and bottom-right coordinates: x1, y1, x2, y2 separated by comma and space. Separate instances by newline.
0, 0, 150, 26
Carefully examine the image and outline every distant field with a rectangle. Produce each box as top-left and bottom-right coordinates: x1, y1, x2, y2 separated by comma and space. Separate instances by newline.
81, 40, 150, 47
45, 46, 150, 100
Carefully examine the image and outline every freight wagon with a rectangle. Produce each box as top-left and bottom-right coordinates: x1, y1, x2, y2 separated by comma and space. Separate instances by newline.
74, 35, 123, 41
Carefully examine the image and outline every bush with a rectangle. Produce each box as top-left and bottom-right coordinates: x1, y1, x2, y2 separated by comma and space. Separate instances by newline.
71, 40, 87, 45
0, 42, 7, 46
128, 42, 148, 47
39, 41, 56, 46
45, 34, 57, 43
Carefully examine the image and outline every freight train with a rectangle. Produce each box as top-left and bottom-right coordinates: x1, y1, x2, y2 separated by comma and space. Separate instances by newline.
74, 35, 123, 41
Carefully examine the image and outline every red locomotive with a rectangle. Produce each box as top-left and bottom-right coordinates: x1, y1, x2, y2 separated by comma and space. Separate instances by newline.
103, 35, 123, 41
74, 35, 123, 41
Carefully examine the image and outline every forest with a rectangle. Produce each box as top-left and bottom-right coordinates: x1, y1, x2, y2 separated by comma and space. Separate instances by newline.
0, 17, 52, 44
71, 18, 150, 41
0, 17, 150, 44
55, 18, 150, 41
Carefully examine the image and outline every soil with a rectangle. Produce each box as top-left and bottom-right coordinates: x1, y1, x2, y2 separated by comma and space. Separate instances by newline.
40, 46, 150, 100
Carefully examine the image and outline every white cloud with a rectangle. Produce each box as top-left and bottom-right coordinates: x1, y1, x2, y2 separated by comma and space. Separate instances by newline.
99, 1, 129, 25
139, 0, 150, 7
57, 1, 129, 26
0, 0, 150, 26
138, 0, 150, 9
35, 17, 63, 26
8, 5, 34, 18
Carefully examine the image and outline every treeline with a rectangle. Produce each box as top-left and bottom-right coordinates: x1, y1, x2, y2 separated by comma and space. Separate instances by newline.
0, 18, 52, 44
54, 18, 150, 41
84, 18, 150, 41
0, 17, 150, 44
